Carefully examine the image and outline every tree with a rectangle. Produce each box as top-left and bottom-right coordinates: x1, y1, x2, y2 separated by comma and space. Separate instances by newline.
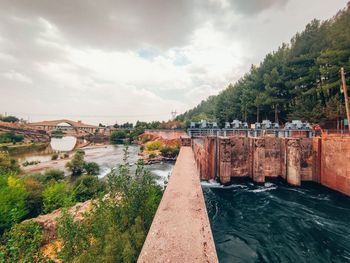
110, 130, 128, 144
65, 151, 86, 176
42, 182, 75, 213
84, 162, 100, 176
0, 116, 19, 123
73, 175, 105, 202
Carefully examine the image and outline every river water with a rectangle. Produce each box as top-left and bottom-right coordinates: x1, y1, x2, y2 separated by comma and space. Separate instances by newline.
202, 180, 350, 263
15, 136, 174, 185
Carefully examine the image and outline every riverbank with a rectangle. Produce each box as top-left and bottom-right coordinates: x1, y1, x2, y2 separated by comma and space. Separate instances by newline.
0, 142, 49, 155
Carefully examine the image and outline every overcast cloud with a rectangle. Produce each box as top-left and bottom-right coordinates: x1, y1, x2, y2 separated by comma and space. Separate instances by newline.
0, 0, 347, 125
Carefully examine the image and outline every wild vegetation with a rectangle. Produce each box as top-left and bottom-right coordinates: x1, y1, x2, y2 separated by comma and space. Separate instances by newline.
0, 146, 163, 262
177, 5, 350, 127
0, 132, 24, 144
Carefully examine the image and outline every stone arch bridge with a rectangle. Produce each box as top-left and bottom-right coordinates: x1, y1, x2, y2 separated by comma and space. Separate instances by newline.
29, 119, 98, 137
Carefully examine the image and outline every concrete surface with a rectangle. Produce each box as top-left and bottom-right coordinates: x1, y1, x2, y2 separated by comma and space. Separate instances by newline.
138, 147, 218, 263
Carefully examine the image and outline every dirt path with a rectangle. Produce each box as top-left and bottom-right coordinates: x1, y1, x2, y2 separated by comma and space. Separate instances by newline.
138, 146, 218, 263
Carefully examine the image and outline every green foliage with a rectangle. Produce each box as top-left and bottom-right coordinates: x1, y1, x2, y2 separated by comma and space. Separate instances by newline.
0, 116, 19, 123
148, 152, 156, 159
160, 145, 180, 158
51, 153, 58, 160
84, 162, 100, 176
23, 177, 45, 217
51, 130, 65, 138
177, 5, 350, 125
0, 132, 24, 144
57, 210, 89, 262
145, 141, 162, 151
22, 160, 40, 167
0, 176, 29, 234
56, 147, 163, 262
110, 130, 128, 144
0, 221, 45, 262
65, 151, 86, 176
27, 169, 64, 184
0, 152, 20, 174
42, 182, 75, 213
73, 175, 105, 202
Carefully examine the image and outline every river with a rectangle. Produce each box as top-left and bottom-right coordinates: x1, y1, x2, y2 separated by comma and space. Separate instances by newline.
15, 136, 174, 186
202, 180, 350, 263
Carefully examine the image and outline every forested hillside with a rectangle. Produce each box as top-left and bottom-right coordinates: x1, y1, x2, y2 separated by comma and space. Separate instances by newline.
177, 3, 350, 127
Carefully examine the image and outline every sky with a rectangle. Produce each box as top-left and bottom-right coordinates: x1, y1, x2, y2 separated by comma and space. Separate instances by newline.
0, 0, 347, 125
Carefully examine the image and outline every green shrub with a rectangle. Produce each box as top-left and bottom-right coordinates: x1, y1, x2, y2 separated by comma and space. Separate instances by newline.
1, 221, 45, 262
84, 162, 100, 176
44, 169, 65, 182
27, 169, 64, 184
65, 151, 85, 176
0, 176, 29, 234
42, 182, 75, 213
149, 152, 156, 159
73, 175, 105, 202
0, 116, 19, 123
145, 141, 163, 151
0, 132, 24, 144
23, 177, 44, 217
110, 130, 128, 144
22, 160, 40, 167
160, 146, 180, 158
56, 146, 163, 262
0, 152, 20, 174
51, 153, 59, 160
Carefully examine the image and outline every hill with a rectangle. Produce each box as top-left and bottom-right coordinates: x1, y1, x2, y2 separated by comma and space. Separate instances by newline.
177, 3, 350, 128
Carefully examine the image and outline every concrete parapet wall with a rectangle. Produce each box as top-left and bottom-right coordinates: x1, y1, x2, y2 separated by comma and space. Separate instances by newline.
138, 147, 218, 262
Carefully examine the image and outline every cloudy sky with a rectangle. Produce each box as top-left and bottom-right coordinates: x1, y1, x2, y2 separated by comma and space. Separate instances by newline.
0, 0, 347, 125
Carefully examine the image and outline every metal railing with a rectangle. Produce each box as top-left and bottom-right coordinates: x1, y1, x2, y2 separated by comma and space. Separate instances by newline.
188, 128, 313, 138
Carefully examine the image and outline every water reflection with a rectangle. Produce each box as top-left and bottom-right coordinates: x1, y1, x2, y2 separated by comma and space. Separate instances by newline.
50, 136, 77, 152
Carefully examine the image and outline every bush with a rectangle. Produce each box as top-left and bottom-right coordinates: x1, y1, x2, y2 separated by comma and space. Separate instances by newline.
51, 153, 59, 160
110, 130, 128, 144
27, 169, 64, 184
24, 178, 44, 217
22, 160, 41, 167
1, 221, 45, 262
65, 151, 85, 176
73, 175, 105, 202
42, 182, 75, 213
84, 162, 100, 176
0, 116, 19, 123
44, 169, 65, 182
62, 153, 69, 159
56, 146, 163, 262
160, 146, 180, 158
145, 141, 163, 151
0, 152, 20, 174
0, 176, 29, 234
149, 152, 156, 159
0, 132, 24, 144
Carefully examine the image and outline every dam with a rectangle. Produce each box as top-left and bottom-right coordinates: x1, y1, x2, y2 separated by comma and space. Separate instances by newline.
139, 129, 350, 262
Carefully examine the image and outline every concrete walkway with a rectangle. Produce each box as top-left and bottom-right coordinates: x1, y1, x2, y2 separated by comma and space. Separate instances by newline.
138, 147, 218, 263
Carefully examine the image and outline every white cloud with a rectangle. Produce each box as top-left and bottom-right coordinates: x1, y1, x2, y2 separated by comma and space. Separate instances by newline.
0, 0, 347, 124
1, 70, 32, 84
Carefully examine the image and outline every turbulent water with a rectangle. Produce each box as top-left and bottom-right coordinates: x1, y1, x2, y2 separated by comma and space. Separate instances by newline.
202, 180, 350, 263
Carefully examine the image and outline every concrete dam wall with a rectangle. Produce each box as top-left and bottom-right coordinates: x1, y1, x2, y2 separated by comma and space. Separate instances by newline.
193, 136, 350, 196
